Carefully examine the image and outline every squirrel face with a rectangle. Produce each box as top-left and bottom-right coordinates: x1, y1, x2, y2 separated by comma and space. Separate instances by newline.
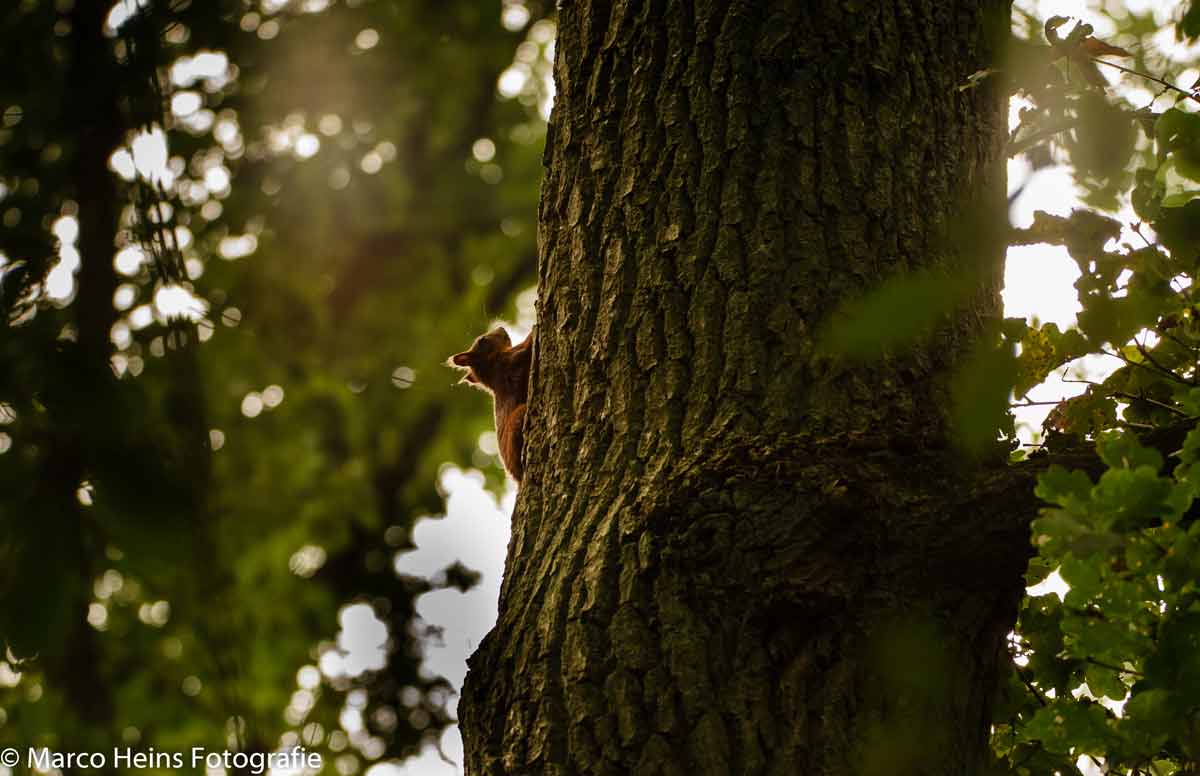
447, 326, 534, 482
447, 327, 513, 391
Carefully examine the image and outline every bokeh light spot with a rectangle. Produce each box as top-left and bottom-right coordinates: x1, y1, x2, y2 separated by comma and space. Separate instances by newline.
471, 138, 495, 163
501, 3, 530, 31
297, 665, 321, 689
219, 234, 258, 260
289, 545, 327, 578
241, 393, 264, 418
154, 285, 208, 321
114, 284, 136, 311
87, 603, 108, 630
262, 384, 284, 407
295, 133, 320, 159
171, 91, 202, 117
497, 66, 527, 98
360, 152, 382, 174
354, 28, 379, 50
318, 114, 343, 136
329, 167, 351, 189
114, 245, 147, 276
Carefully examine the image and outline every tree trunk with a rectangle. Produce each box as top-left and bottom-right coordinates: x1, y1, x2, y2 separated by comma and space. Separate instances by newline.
460, 2, 1022, 774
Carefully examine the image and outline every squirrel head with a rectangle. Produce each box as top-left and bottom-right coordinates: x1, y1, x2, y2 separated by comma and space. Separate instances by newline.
447, 327, 512, 389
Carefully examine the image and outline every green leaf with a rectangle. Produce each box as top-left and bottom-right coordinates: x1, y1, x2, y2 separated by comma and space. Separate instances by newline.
951, 337, 1018, 451
1096, 432, 1163, 472
822, 270, 974, 358
1144, 611, 1200, 697
1084, 661, 1128, 701
1035, 465, 1093, 507
1075, 292, 1161, 349
1024, 555, 1055, 586
1159, 158, 1200, 208
1093, 468, 1177, 530
1157, 109, 1200, 182
1174, 388, 1200, 419
1132, 168, 1165, 222
1022, 700, 1115, 755
1122, 688, 1174, 736
1042, 387, 1118, 437
1062, 612, 1149, 663
1061, 555, 1104, 601
1163, 528, 1200, 589
1014, 323, 1090, 397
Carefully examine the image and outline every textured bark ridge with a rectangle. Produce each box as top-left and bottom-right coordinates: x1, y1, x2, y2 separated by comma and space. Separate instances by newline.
460, 2, 1018, 774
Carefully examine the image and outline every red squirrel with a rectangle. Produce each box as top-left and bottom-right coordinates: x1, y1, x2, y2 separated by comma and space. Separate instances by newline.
447, 327, 533, 482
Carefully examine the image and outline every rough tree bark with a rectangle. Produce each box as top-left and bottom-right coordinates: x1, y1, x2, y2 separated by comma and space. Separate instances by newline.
461, 2, 1025, 774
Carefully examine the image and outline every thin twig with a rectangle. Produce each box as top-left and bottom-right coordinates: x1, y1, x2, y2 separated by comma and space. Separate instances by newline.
1085, 657, 1143, 677
1008, 116, 1082, 158
1015, 664, 1049, 708
1100, 346, 1191, 386
1091, 57, 1200, 104
1134, 338, 1189, 386
1109, 391, 1190, 418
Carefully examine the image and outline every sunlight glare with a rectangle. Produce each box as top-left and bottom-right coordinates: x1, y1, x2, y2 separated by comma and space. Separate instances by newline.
44, 261, 76, 302
295, 133, 320, 159
105, 0, 149, 34
1002, 244, 1081, 328
129, 305, 154, 330
171, 91, 203, 118
1027, 568, 1069, 600
203, 165, 232, 196
154, 284, 208, 321
52, 216, 79, 244
170, 51, 231, 88
109, 149, 136, 181
327, 604, 389, 676
497, 65, 528, 98
219, 234, 258, 260
114, 245, 147, 276
129, 127, 171, 185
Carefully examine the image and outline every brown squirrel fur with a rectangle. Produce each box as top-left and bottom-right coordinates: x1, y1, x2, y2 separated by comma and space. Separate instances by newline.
447, 327, 533, 482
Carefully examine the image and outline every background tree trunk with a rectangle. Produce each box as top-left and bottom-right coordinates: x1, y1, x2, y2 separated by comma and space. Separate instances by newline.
461, 2, 1021, 773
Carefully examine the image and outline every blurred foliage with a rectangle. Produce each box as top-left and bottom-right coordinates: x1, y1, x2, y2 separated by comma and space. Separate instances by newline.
999, 4, 1200, 775
0, 0, 548, 770
817, 0, 1200, 771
